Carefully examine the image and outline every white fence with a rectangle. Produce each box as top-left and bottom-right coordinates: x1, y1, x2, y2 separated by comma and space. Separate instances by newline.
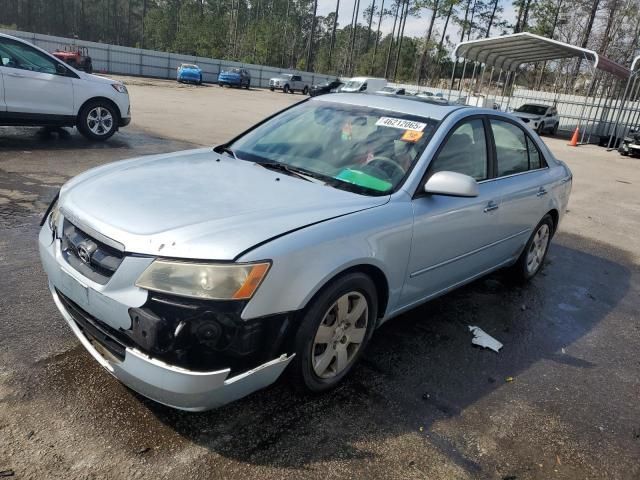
0, 28, 336, 89
387, 82, 640, 140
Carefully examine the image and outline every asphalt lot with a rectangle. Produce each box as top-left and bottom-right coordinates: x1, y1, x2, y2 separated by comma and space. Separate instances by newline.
0, 79, 639, 480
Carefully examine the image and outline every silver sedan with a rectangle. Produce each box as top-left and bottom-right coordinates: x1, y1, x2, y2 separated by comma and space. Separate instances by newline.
39, 93, 572, 410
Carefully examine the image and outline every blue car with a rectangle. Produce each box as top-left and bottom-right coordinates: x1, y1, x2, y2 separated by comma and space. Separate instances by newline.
177, 64, 203, 85
218, 68, 251, 89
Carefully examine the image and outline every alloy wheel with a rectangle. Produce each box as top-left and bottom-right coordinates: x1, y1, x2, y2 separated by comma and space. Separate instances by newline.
311, 291, 368, 379
526, 223, 550, 275
86, 106, 114, 136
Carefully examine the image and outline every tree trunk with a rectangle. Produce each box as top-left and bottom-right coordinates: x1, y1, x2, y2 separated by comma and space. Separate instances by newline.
416, 0, 440, 84
328, 0, 340, 70
384, 0, 401, 78
364, 0, 376, 52
370, 0, 385, 74
306, 0, 318, 70
393, 0, 409, 80
485, 0, 499, 37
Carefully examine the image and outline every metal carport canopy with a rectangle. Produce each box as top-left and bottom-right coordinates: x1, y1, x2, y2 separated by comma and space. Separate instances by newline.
454, 32, 630, 79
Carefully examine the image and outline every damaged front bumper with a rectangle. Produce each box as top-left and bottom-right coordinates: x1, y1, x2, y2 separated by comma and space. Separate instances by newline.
39, 222, 294, 411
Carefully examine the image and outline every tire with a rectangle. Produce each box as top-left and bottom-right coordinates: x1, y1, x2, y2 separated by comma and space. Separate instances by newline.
288, 272, 378, 392
245, 80, 250, 90
552, 122, 559, 135
270, 87, 274, 91
283, 84, 290, 94
508, 214, 554, 283
198, 75, 202, 85
303, 86, 309, 95
77, 100, 118, 141
536, 122, 545, 135
84, 61, 93, 74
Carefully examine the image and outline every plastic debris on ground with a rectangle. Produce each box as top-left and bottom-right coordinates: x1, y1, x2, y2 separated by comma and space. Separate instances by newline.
468, 325, 503, 352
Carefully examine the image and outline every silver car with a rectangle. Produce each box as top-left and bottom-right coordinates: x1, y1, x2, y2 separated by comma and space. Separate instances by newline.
39, 94, 572, 411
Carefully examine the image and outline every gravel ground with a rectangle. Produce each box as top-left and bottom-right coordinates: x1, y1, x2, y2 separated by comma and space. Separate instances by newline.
0, 79, 638, 480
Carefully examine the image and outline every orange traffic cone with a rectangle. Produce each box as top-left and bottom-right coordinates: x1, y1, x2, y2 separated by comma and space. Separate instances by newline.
568, 127, 579, 146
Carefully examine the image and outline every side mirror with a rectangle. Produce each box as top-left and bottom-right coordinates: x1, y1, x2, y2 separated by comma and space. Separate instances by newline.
546, 113, 553, 117
56, 63, 68, 75
424, 171, 479, 197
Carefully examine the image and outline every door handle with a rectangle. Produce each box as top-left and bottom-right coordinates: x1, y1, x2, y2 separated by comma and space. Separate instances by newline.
483, 201, 499, 213
536, 187, 548, 197
6, 72, 25, 78
560, 177, 571, 184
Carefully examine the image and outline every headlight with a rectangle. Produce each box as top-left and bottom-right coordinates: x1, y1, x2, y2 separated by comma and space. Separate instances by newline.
136, 260, 271, 300
111, 83, 128, 94
47, 200, 60, 232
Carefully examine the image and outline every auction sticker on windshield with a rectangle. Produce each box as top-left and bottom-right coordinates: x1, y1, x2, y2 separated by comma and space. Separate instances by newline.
376, 117, 427, 131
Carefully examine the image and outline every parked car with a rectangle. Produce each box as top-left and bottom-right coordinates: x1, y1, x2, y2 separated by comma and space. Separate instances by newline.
218, 67, 251, 88
513, 103, 559, 135
377, 86, 405, 95
618, 129, 640, 156
309, 79, 343, 97
52, 45, 92, 73
0, 32, 131, 141
269, 73, 309, 94
340, 77, 387, 93
177, 63, 203, 84
40, 93, 572, 411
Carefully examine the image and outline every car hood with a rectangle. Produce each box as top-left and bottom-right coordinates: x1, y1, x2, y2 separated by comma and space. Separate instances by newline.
59, 149, 389, 260
75, 71, 120, 85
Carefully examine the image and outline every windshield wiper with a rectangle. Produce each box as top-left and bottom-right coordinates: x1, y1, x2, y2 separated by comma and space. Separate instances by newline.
213, 144, 238, 160
256, 162, 325, 184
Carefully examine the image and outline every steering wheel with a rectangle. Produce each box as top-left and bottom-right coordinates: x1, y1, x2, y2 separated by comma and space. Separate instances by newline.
363, 156, 406, 182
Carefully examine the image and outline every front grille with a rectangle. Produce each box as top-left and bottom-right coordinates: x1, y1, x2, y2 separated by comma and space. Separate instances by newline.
60, 219, 124, 284
57, 289, 127, 361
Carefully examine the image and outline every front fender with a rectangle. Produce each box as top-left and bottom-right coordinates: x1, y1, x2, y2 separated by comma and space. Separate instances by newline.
237, 195, 413, 321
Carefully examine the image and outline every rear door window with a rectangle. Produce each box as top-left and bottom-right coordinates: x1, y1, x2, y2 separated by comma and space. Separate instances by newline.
491, 119, 546, 176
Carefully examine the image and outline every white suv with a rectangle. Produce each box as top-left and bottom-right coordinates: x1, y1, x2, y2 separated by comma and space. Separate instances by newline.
0, 33, 131, 141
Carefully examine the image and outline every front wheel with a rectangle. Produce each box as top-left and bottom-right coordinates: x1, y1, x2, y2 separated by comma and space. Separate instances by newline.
289, 273, 377, 392
77, 101, 118, 141
508, 215, 553, 282
198, 75, 202, 85
552, 122, 559, 135
302, 86, 309, 95
536, 122, 545, 135
283, 84, 290, 94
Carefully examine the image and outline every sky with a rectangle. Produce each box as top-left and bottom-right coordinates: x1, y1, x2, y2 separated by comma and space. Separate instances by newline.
316, 0, 517, 44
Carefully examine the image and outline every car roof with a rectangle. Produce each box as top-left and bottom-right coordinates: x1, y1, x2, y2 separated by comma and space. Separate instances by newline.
313, 93, 462, 121
519, 103, 551, 108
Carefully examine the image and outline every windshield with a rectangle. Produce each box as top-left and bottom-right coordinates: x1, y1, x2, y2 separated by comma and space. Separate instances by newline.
182, 64, 198, 69
343, 80, 363, 90
229, 101, 438, 195
515, 104, 548, 115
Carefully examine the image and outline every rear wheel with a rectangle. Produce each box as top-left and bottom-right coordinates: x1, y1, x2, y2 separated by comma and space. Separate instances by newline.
552, 122, 559, 135
198, 74, 202, 85
270, 87, 274, 91
245, 80, 250, 89
508, 215, 553, 282
77, 100, 118, 141
303, 86, 309, 95
289, 273, 377, 392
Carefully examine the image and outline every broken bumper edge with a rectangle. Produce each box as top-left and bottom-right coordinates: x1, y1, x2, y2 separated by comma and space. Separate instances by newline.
50, 285, 294, 411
